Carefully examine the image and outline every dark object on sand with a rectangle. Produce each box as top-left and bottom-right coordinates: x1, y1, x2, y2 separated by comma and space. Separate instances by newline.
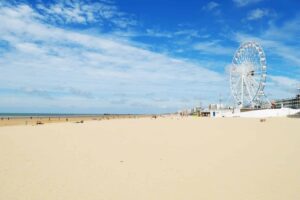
76, 120, 84, 123
260, 118, 266, 122
36, 121, 44, 125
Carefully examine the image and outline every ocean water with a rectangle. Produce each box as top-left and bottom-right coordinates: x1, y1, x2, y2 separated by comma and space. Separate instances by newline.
0, 113, 112, 118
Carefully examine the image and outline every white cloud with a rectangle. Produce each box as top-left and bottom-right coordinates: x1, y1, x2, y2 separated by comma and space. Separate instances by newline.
144, 28, 202, 39
247, 8, 269, 20
234, 32, 300, 66
233, 0, 263, 7
267, 76, 300, 99
36, 0, 136, 28
263, 16, 300, 42
202, 1, 220, 11
0, 3, 227, 113
174, 29, 201, 38
145, 29, 173, 38
269, 76, 299, 88
194, 41, 235, 56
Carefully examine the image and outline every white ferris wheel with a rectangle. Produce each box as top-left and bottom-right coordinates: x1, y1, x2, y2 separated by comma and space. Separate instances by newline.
230, 41, 267, 108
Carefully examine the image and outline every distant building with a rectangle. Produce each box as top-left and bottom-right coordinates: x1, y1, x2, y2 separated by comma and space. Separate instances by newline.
273, 94, 300, 109
208, 104, 224, 110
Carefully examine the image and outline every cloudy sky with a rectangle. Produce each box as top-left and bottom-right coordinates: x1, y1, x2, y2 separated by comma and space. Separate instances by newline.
0, 0, 299, 114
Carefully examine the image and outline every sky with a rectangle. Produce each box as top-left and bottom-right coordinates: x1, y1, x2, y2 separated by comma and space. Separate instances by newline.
0, 0, 299, 114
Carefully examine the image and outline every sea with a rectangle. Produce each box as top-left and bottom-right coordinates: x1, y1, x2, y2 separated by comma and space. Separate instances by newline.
0, 113, 116, 118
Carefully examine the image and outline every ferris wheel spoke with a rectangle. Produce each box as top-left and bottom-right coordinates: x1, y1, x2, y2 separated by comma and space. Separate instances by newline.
232, 76, 242, 102
249, 76, 260, 88
244, 77, 256, 101
232, 76, 242, 90
249, 75, 262, 97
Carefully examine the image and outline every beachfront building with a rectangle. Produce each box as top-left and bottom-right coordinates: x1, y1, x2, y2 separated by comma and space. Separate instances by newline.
207, 104, 234, 117
208, 104, 224, 110
273, 94, 300, 109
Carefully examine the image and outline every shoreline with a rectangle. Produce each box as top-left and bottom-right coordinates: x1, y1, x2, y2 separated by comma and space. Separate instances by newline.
0, 114, 151, 127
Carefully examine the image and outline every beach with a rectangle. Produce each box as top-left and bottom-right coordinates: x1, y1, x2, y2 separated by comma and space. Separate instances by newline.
0, 117, 300, 200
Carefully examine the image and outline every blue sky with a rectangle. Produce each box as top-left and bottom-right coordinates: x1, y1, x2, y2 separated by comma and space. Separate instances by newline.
0, 0, 299, 114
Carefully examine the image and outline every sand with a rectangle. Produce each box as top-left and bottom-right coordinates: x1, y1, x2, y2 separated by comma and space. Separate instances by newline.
0, 117, 300, 200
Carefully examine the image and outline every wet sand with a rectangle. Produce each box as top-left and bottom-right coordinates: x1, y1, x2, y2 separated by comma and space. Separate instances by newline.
0, 117, 299, 200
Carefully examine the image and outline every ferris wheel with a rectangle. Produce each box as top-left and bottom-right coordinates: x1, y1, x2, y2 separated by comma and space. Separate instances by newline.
230, 41, 267, 108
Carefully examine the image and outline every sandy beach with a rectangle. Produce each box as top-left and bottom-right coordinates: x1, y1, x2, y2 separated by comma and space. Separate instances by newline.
0, 117, 300, 200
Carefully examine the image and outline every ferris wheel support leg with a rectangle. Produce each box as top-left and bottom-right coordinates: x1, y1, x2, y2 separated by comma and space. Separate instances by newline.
263, 94, 272, 107
241, 75, 244, 107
